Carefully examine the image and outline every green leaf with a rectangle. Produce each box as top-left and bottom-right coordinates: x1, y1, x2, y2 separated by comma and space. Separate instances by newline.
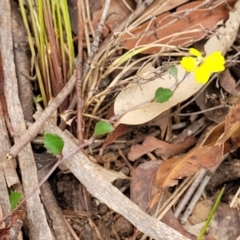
94, 121, 114, 136
34, 95, 43, 103
9, 191, 22, 210
169, 65, 178, 79
44, 133, 64, 156
154, 87, 173, 103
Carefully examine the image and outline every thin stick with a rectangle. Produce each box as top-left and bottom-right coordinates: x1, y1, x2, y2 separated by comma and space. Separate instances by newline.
175, 105, 229, 116
68, 0, 111, 110
83, 0, 111, 77
42, 122, 190, 240
76, 1, 84, 144
180, 154, 229, 224
64, 217, 79, 240
174, 169, 207, 218
8, 0, 111, 157
8, 74, 76, 158
2, 137, 94, 224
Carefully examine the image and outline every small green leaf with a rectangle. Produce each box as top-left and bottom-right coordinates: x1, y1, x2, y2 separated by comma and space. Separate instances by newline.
9, 191, 22, 210
169, 65, 178, 79
154, 87, 173, 103
44, 133, 64, 156
34, 95, 43, 103
94, 121, 114, 136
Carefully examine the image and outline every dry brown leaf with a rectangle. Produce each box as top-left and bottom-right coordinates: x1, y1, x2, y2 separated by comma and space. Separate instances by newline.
91, 0, 135, 37
114, 63, 205, 125
133, 0, 189, 29
100, 124, 130, 154
203, 0, 240, 55
156, 102, 240, 190
224, 103, 240, 132
0, 210, 23, 240
201, 121, 225, 146
154, 137, 196, 157
156, 144, 223, 189
128, 136, 196, 161
213, 104, 240, 151
119, 1, 232, 54
220, 121, 240, 152
220, 69, 238, 96
149, 0, 189, 16
100, 103, 131, 153
114, 0, 240, 126
131, 161, 161, 210
130, 161, 195, 240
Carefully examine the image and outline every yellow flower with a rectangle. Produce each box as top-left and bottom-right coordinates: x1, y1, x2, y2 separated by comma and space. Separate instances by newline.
180, 48, 225, 84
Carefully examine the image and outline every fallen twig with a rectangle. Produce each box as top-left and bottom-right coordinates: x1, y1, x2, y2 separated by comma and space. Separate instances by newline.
42, 119, 190, 240
68, 0, 111, 110
8, 74, 76, 158
76, 0, 84, 143
0, 0, 52, 238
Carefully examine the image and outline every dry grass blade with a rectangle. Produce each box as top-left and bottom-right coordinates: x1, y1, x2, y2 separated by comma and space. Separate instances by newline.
0, 0, 52, 238
80, 0, 232, 139
19, 0, 75, 108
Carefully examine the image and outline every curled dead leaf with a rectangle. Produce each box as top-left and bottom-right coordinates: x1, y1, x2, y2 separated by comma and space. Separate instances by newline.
200, 103, 240, 152
220, 69, 238, 96
224, 103, 240, 132
128, 136, 196, 161
156, 144, 223, 189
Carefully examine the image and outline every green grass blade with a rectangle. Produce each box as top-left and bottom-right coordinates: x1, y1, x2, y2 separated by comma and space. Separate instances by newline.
60, 0, 75, 77
197, 186, 225, 240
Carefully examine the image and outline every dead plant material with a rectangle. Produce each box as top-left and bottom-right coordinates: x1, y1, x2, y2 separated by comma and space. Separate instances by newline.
38, 164, 73, 240
91, 0, 135, 37
130, 161, 195, 239
207, 159, 240, 190
76, 1, 84, 144
8, 75, 76, 158
11, 0, 33, 122
195, 80, 229, 123
42, 118, 191, 240
205, 203, 240, 239
156, 102, 240, 191
128, 136, 196, 161
0, 1, 52, 238
219, 69, 238, 96
119, 1, 235, 54
156, 144, 223, 189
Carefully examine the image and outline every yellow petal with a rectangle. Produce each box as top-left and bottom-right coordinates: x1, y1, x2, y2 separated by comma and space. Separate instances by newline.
189, 48, 202, 58
180, 57, 197, 72
194, 65, 210, 84
204, 52, 225, 72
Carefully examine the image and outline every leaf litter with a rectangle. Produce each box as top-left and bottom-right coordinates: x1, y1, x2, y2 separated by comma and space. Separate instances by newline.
4, 0, 240, 239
